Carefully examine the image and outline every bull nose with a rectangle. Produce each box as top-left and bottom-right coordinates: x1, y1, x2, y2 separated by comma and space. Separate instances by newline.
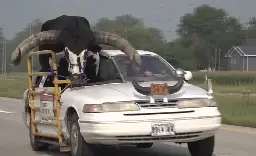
71, 74, 81, 80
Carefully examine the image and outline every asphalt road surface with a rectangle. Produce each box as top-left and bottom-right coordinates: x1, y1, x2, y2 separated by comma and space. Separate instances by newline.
0, 97, 256, 156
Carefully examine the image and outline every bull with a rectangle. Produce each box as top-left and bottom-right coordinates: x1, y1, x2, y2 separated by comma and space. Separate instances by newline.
10, 15, 184, 95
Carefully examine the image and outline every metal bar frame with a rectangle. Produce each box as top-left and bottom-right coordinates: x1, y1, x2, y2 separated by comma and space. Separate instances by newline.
27, 50, 71, 144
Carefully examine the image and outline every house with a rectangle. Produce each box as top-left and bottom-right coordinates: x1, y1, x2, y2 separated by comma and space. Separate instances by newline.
224, 45, 256, 71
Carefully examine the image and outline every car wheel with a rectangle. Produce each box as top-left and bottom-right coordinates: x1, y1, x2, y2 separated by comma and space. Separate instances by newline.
69, 113, 96, 156
187, 136, 215, 156
29, 114, 49, 151
136, 143, 153, 148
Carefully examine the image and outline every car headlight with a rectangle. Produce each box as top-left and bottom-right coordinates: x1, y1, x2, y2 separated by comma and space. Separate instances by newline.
82, 102, 140, 113
177, 98, 217, 109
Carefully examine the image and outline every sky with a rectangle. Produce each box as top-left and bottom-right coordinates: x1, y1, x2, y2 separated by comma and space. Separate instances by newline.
0, 0, 256, 41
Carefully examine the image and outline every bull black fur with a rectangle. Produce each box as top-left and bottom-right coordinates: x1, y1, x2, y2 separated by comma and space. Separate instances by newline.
34, 15, 102, 87
35, 55, 99, 89
38, 15, 101, 72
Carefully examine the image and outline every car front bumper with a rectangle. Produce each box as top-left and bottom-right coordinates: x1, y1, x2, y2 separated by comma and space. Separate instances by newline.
79, 108, 221, 144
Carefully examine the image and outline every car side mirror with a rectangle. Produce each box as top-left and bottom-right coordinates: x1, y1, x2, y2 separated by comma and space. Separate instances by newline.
176, 68, 192, 81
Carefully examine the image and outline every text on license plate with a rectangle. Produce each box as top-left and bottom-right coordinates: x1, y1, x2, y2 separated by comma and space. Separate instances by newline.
151, 123, 175, 136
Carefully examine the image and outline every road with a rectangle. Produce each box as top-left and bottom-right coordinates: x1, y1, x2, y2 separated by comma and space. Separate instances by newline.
0, 97, 256, 156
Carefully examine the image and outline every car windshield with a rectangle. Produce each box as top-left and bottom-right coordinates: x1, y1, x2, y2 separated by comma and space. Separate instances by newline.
113, 54, 178, 82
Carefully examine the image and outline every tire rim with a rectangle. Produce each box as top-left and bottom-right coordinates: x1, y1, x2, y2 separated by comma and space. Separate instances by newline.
71, 123, 79, 154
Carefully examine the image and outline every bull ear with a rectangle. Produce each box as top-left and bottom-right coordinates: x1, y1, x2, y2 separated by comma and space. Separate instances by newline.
64, 47, 69, 58
79, 49, 86, 58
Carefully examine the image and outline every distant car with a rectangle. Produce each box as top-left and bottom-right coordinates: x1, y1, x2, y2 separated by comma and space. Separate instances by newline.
23, 50, 221, 156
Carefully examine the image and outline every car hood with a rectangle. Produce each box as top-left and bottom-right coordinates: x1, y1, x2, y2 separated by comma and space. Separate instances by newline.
63, 81, 211, 104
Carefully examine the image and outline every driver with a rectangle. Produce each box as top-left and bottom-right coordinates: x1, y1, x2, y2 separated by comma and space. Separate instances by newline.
130, 63, 153, 77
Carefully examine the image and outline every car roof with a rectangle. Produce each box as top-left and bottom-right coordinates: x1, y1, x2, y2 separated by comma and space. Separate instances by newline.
100, 50, 158, 57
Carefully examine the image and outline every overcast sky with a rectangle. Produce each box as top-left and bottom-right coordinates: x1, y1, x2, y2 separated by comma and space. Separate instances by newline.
0, 0, 256, 41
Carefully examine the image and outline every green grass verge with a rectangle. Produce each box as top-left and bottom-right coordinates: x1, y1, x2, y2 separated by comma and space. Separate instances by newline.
215, 94, 256, 128
0, 78, 27, 99
193, 83, 256, 94
214, 85, 256, 94
0, 77, 255, 127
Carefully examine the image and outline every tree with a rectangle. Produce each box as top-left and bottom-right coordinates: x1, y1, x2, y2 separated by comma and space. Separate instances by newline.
93, 14, 168, 55
6, 19, 43, 72
245, 17, 256, 40
176, 4, 246, 70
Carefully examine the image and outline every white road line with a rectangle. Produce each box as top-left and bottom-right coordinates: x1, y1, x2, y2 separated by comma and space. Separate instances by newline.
0, 97, 21, 102
0, 110, 14, 114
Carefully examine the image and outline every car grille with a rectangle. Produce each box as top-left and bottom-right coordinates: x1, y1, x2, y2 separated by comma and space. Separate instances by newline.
136, 99, 179, 108
115, 131, 204, 141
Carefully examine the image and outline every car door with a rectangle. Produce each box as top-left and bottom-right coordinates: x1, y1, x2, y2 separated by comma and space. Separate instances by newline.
33, 76, 58, 135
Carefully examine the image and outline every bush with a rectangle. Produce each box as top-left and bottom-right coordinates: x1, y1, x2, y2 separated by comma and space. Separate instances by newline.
192, 71, 256, 85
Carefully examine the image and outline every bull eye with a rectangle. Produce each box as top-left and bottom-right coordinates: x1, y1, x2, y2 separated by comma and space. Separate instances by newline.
64, 51, 68, 57
77, 57, 81, 65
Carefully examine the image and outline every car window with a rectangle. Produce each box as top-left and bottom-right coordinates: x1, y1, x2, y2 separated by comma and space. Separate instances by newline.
113, 54, 178, 82
98, 55, 122, 82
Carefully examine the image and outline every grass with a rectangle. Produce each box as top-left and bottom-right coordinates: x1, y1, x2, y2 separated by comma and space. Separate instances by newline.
0, 77, 27, 99
215, 94, 256, 128
192, 83, 256, 94
213, 85, 256, 94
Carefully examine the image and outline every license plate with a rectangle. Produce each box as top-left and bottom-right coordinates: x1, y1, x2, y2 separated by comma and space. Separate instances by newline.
151, 123, 175, 136
150, 83, 169, 95
40, 94, 54, 119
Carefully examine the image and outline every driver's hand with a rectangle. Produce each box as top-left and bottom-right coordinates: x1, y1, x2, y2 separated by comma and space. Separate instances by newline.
144, 71, 153, 77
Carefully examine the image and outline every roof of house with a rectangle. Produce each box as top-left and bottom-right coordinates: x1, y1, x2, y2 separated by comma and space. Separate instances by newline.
224, 45, 256, 57
239, 46, 256, 55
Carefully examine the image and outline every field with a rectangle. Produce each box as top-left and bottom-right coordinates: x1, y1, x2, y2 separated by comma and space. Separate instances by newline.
215, 94, 256, 128
0, 76, 27, 99
0, 71, 256, 127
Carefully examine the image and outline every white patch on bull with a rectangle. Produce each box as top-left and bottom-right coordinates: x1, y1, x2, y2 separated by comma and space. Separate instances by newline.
65, 47, 80, 74
94, 52, 100, 75
79, 50, 86, 70
87, 51, 100, 75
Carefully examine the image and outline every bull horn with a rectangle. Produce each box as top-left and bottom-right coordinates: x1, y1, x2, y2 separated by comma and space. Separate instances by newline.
132, 76, 184, 95
93, 31, 141, 66
11, 30, 61, 66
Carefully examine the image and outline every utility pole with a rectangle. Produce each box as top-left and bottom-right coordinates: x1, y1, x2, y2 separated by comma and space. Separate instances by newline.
1, 39, 6, 76
218, 48, 221, 71
3, 40, 6, 76
214, 48, 217, 71
124, 16, 127, 39
29, 22, 34, 71
1, 39, 3, 76
0, 27, 4, 76
76, 0, 82, 16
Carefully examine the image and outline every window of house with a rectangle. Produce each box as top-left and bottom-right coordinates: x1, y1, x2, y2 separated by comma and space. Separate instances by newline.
231, 59, 236, 65
233, 59, 236, 64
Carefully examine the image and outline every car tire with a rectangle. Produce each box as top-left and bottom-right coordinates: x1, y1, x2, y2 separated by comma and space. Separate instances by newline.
136, 143, 153, 148
29, 114, 49, 151
69, 113, 96, 156
187, 136, 215, 156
